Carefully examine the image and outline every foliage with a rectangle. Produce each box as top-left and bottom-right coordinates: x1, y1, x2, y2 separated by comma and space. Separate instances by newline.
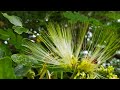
0, 11, 120, 79
0, 57, 16, 79
2, 13, 23, 27
97, 65, 118, 79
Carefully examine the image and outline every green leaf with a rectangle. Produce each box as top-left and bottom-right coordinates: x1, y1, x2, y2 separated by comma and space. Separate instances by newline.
0, 57, 16, 79
12, 26, 29, 34
14, 35, 23, 49
106, 12, 120, 20
0, 29, 10, 40
2, 13, 22, 27
14, 64, 31, 77
63, 11, 89, 23
0, 28, 26, 51
0, 28, 17, 44
0, 28, 23, 50
11, 54, 38, 66
0, 44, 12, 58
5, 29, 24, 50
89, 18, 102, 26
7, 29, 16, 45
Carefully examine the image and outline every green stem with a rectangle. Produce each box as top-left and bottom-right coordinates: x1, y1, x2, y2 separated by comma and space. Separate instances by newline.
61, 71, 63, 79
55, 72, 58, 79
39, 69, 47, 79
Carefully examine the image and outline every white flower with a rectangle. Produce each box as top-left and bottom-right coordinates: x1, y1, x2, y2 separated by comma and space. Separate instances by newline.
45, 18, 48, 22
32, 34, 36, 38
37, 33, 40, 36
87, 38, 90, 41
87, 31, 92, 38
4, 41, 8, 44
82, 50, 88, 55
65, 24, 68, 27
33, 31, 37, 34
117, 19, 120, 22
30, 40, 35, 42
